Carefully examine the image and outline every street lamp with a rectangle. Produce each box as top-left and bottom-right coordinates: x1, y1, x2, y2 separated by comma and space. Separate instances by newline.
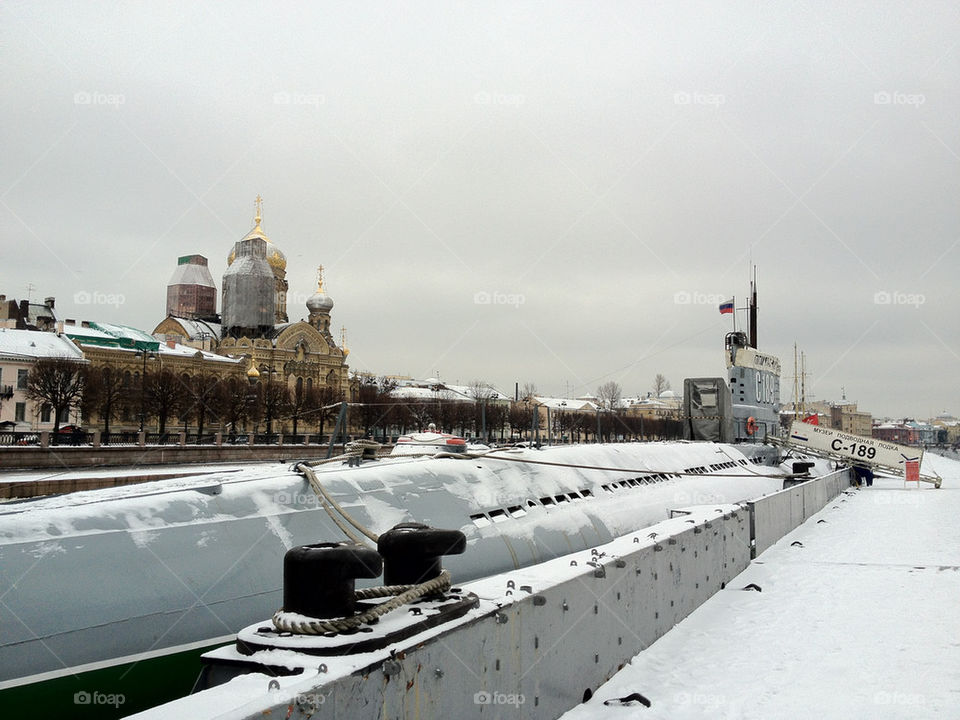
135, 349, 158, 433
558, 401, 567, 444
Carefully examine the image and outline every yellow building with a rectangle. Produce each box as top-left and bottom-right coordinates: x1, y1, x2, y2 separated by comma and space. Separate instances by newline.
153, 199, 351, 417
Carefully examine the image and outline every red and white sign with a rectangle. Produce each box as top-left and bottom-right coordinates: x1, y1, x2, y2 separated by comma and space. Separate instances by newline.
905, 460, 920, 483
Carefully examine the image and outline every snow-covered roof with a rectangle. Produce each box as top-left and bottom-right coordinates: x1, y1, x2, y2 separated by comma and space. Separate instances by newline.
390, 386, 473, 402
532, 396, 597, 411
61, 323, 115, 341
390, 381, 511, 403
91, 321, 157, 344
162, 317, 222, 341
156, 341, 241, 364
0, 328, 84, 360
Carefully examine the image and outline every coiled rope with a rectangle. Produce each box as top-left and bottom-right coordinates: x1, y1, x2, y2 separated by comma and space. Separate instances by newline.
271, 570, 452, 635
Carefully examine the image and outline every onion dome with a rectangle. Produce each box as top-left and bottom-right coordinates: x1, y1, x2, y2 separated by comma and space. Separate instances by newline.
228, 195, 287, 273
306, 266, 334, 313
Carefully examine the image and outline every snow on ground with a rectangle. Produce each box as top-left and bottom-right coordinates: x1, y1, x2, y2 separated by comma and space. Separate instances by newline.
562, 455, 960, 720
0, 461, 269, 484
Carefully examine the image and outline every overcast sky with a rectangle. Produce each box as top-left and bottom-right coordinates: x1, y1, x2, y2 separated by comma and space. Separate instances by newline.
2, 1, 957, 418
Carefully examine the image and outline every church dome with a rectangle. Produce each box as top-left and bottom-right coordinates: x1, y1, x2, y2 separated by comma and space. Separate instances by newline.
307, 266, 334, 313
228, 196, 286, 273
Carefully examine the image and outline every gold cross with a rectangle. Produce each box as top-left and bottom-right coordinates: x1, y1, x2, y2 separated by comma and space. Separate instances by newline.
254, 195, 263, 224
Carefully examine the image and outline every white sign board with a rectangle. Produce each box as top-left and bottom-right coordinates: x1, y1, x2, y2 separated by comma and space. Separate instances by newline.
787, 421, 922, 470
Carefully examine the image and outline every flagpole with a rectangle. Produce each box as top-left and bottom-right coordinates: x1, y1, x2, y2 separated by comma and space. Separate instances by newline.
732, 295, 736, 333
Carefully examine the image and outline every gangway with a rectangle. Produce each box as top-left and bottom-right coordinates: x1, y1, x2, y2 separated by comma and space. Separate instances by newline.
772, 421, 942, 488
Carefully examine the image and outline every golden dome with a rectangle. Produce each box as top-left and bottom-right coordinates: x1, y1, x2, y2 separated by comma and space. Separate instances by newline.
266, 246, 286, 272
228, 195, 287, 272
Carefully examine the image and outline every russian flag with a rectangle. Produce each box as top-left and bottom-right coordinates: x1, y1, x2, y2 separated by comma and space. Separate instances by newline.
718, 299, 734, 315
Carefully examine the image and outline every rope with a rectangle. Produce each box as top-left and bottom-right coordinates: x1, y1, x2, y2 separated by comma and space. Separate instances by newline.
271, 570, 452, 635
293, 439, 384, 546
299, 464, 379, 545
441, 450, 791, 480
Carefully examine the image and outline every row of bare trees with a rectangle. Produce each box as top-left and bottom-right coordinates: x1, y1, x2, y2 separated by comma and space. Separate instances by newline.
351, 377, 516, 441
23, 357, 344, 438
17, 360, 682, 443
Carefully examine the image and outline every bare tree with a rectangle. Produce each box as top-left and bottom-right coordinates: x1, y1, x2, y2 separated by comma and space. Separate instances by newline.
596, 381, 623, 411
288, 379, 318, 437
315, 385, 343, 441
356, 376, 398, 438
81, 365, 125, 439
218, 376, 254, 440
508, 403, 533, 440
26, 357, 86, 435
520, 382, 538, 401
652, 373, 671, 398
259, 378, 290, 435
469, 381, 498, 441
143, 369, 185, 435
183, 374, 222, 440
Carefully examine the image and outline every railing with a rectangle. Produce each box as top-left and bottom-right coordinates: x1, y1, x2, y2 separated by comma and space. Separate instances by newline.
0, 431, 40, 446
100, 431, 143, 446
0, 430, 357, 448
49, 430, 93, 446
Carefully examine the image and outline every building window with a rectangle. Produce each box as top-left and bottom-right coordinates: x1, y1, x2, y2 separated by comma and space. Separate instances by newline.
59, 407, 70, 423
17, 369, 28, 389
15, 402, 26, 422
41, 404, 51, 422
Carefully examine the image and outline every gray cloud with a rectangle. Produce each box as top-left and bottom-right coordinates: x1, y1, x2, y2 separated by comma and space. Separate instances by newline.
1, 0, 957, 418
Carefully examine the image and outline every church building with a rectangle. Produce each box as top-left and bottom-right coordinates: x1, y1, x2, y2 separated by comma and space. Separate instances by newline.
153, 197, 350, 400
